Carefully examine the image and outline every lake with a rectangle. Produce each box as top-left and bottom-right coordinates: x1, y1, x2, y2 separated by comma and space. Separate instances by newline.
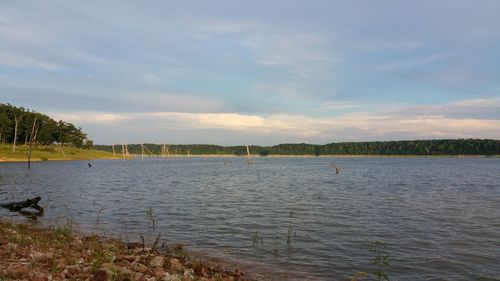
1, 157, 499, 280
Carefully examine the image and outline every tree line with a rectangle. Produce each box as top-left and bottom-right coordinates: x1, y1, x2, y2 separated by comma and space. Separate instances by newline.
0, 103, 92, 148
94, 139, 500, 156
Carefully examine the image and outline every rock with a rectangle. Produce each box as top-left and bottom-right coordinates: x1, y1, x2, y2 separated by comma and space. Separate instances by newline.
153, 267, 166, 279
67, 265, 82, 276
61, 269, 69, 278
32, 272, 48, 281
115, 259, 132, 268
133, 272, 144, 280
115, 265, 132, 277
132, 262, 148, 273
93, 269, 109, 281
163, 272, 182, 281
7, 242, 18, 252
120, 254, 138, 263
31, 251, 49, 264
101, 262, 113, 269
169, 258, 183, 270
82, 266, 92, 274
138, 274, 153, 281
7, 264, 30, 279
183, 268, 194, 278
71, 237, 83, 249
149, 256, 165, 268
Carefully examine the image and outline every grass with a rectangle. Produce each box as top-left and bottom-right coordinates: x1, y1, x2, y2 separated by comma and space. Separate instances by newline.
370, 240, 390, 281
252, 231, 263, 246
145, 207, 157, 230
286, 209, 295, 246
351, 241, 391, 281
272, 236, 281, 256
0, 143, 116, 162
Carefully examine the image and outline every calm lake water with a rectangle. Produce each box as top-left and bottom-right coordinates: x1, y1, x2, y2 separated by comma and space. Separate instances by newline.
1, 157, 499, 280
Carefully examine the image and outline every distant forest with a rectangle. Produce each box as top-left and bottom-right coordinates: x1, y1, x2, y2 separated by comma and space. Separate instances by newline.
94, 139, 500, 156
2, 103, 498, 155
0, 103, 92, 148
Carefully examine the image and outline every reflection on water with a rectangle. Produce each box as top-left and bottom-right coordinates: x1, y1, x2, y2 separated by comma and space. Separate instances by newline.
1, 157, 499, 280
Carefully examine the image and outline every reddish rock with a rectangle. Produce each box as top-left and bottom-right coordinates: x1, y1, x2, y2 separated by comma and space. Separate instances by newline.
67, 264, 82, 276
31, 272, 48, 281
153, 267, 166, 279
119, 254, 137, 262
149, 255, 165, 268
170, 258, 183, 270
132, 262, 148, 273
31, 251, 49, 264
93, 269, 109, 281
6, 264, 30, 279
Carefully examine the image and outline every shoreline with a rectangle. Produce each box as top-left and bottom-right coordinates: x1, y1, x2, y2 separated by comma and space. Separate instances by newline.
0, 219, 253, 281
1, 154, 499, 162
0, 144, 117, 163
0, 156, 119, 163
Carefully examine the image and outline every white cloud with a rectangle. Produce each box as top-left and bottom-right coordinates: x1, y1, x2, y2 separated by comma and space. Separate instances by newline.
0, 50, 61, 70
0, 16, 55, 45
389, 97, 500, 119
182, 16, 336, 77
48, 97, 500, 144
380, 53, 457, 71
245, 33, 335, 72
182, 17, 260, 35
316, 101, 363, 111
63, 50, 147, 71
50, 113, 129, 123
451, 97, 500, 107
124, 91, 225, 113
358, 40, 424, 51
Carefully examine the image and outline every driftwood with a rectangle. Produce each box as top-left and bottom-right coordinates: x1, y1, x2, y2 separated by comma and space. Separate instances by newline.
1, 196, 44, 214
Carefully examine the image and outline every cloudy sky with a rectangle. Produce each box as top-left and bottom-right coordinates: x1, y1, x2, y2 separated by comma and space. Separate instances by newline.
1, 0, 500, 145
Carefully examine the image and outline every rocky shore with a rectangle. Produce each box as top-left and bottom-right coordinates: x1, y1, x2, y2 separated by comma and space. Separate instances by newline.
0, 219, 251, 281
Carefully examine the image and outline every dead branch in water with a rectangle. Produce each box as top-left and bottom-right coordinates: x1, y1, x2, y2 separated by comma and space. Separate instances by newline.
1, 196, 44, 215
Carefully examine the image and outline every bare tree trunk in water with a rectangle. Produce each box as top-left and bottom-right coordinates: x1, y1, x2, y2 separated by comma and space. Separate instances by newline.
27, 116, 38, 169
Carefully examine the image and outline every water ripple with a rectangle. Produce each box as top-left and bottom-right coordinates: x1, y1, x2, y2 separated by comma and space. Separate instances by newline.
1, 157, 499, 280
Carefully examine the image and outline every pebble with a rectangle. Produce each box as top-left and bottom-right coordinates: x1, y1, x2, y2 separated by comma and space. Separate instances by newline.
169, 258, 183, 270
184, 268, 194, 278
31, 251, 49, 263
150, 256, 165, 268
132, 262, 148, 273
153, 267, 166, 279
6, 264, 29, 279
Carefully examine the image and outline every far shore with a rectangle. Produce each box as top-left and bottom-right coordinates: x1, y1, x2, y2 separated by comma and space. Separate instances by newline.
1, 153, 498, 163
0, 156, 121, 163
0, 144, 117, 163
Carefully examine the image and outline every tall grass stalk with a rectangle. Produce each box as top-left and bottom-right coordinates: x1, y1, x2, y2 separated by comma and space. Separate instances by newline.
145, 208, 156, 230
370, 240, 390, 281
